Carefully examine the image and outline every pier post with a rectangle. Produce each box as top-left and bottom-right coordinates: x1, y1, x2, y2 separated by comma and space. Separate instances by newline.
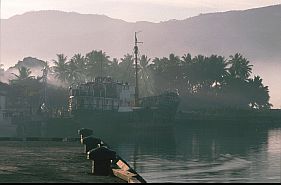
87, 146, 116, 176
81, 136, 102, 154
78, 128, 93, 143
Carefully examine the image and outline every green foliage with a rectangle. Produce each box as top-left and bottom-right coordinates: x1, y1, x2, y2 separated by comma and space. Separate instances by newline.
52, 54, 69, 84
9, 67, 43, 112
228, 53, 253, 80
51, 51, 271, 110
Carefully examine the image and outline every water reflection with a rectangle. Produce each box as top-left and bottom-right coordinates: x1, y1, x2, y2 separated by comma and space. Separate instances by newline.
268, 129, 281, 154
175, 123, 270, 160
97, 122, 281, 183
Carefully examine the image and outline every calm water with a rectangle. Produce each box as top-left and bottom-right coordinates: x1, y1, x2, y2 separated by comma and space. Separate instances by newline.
0, 121, 280, 183
98, 121, 281, 183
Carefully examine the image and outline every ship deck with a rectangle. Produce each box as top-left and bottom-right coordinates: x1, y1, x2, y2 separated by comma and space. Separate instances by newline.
0, 140, 125, 183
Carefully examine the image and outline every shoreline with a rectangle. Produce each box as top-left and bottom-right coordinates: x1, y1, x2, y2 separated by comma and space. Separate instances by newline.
176, 109, 281, 123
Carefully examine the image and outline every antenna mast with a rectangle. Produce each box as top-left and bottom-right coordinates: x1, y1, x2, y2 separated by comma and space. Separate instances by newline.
134, 32, 143, 107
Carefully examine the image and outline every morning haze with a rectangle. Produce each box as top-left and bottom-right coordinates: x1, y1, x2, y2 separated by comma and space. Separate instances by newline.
0, 1, 281, 184
1, 4, 281, 108
2, 0, 281, 22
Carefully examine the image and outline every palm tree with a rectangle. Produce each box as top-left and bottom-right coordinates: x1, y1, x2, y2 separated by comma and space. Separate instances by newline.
166, 53, 182, 91
139, 55, 154, 96
52, 54, 69, 83
108, 58, 120, 79
118, 54, 135, 85
181, 53, 192, 64
9, 66, 43, 113
228, 53, 253, 80
207, 55, 228, 87
71, 53, 86, 83
184, 54, 207, 93
11, 66, 34, 82
67, 58, 80, 84
148, 57, 170, 93
36, 61, 52, 81
248, 76, 272, 109
178, 54, 193, 95
85, 50, 111, 81
148, 54, 182, 94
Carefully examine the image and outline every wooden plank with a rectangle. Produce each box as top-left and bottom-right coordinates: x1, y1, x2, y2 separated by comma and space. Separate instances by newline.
112, 169, 137, 182
116, 160, 130, 171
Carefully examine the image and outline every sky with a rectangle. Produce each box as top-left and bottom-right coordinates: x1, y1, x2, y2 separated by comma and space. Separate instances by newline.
1, 0, 281, 22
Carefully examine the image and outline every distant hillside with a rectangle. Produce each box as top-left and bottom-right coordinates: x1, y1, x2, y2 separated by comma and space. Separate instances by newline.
1, 5, 281, 67
1, 5, 280, 107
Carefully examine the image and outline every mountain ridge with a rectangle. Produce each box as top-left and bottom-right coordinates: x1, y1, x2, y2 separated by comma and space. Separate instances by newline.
1, 5, 281, 67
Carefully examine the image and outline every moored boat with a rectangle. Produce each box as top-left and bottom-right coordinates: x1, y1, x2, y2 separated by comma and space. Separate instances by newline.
65, 32, 180, 130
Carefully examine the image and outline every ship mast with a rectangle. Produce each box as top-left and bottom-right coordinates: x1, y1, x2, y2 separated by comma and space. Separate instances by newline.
134, 32, 142, 107
42, 65, 48, 106
40, 64, 48, 113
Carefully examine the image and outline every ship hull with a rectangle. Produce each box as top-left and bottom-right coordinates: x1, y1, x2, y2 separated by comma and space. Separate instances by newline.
11, 107, 177, 138
41, 108, 177, 138
0, 124, 17, 137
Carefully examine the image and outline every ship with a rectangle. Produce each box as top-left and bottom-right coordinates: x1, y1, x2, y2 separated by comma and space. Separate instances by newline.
66, 33, 179, 128
11, 33, 180, 138
67, 77, 180, 129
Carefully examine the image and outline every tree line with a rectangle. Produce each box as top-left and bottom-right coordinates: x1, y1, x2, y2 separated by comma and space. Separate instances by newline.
51, 50, 271, 110
9, 50, 272, 111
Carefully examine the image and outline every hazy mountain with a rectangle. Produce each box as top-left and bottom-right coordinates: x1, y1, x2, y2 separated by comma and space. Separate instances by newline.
1, 5, 281, 67
1, 5, 280, 107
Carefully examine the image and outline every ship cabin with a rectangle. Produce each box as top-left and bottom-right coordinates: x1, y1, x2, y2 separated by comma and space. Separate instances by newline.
69, 77, 135, 114
139, 91, 180, 110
